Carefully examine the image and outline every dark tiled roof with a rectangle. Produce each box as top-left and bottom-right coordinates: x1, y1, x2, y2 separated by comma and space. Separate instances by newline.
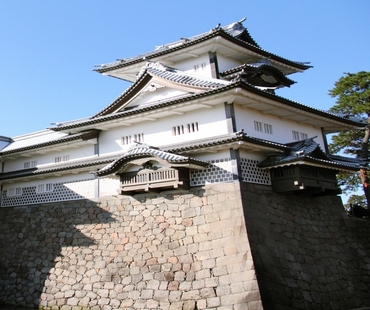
220, 59, 295, 87
50, 80, 366, 132
145, 62, 228, 89
161, 131, 290, 153
91, 62, 229, 118
94, 20, 311, 74
0, 130, 100, 156
96, 144, 208, 177
258, 138, 364, 171
0, 155, 116, 181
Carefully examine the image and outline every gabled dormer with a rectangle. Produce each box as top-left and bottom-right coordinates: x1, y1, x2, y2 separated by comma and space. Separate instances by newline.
95, 143, 208, 194
220, 59, 295, 92
92, 61, 229, 118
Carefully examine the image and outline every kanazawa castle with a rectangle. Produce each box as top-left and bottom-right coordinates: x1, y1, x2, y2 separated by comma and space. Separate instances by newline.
0, 18, 365, 207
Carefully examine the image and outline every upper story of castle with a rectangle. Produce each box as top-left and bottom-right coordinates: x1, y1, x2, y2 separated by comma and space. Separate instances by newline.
0, 18, 365, 192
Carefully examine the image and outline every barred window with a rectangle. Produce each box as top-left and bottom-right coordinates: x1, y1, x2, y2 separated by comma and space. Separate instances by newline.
292, 131, 308, 141
264, 123, 273, 134
24, 160, 37, 169
187, 122, 199, 133
7, 187, 22, 197
173, 125, 185, 136
37, 183, 54, 193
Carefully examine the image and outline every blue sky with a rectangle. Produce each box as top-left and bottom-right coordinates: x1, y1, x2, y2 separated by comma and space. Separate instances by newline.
0, 1, 369, 137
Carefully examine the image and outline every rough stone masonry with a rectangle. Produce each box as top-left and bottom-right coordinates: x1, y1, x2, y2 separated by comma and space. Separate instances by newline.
0, 182, 262, 309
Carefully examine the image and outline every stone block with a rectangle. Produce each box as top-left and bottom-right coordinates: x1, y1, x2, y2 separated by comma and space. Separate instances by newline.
207, 296, 221, 307
153, 289, 169, 301
197, 299, 207, 309
169, 301, 184, 310
181, 290, 200, 301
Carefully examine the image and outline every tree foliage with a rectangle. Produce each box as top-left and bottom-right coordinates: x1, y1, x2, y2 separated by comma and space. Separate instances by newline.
328, 71, 370, 206
345, 194, 366, 209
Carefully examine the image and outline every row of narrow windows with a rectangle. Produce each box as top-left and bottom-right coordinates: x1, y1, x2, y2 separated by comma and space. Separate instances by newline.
121, 123, 199, 145
254, 121, 308, 140
23, 155, 70, 169
173, 122, 199, 136
6, 183, 54, 197
17, 122, 308, 170
122, 133, 144, 145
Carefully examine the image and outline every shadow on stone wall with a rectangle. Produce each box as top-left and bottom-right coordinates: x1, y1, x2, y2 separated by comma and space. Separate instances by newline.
241, 182, 370, 310
0, 198, 114, 307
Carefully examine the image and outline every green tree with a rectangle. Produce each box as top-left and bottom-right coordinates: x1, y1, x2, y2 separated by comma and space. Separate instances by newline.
328, 71, 370, 207
345, 194, 366, 210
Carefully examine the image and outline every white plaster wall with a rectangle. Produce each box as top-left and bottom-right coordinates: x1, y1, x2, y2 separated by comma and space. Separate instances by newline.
126, 88, 187, 108
216, 54, 243, 73
192, 150, 231, 162
99, 176, 120, 197
239, 150, 268, 162
3, 143, 96, 173
98, 105, 230, 155
234, 105, 325, 146
173, 54, 213, 78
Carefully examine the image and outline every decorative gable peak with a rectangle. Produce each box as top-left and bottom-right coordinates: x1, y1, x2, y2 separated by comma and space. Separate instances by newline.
219, 17, 260, 48
220, 58, 295, 91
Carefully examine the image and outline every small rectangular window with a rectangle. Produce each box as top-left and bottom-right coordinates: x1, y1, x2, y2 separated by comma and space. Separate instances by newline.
292, 131, 300, 140
254, 121, 263, 132
173, 125, 185, 136
7, 188, 22, 197
292, 131, 308, 141
55, 155, 69, 163
122, 136, 132, 145
25, 160, 37, 168
37, 184, 45, 193
37, 183, 53, 193
187, 122, 199, 133
264, 123, 272, 134
134, 133, 144, 143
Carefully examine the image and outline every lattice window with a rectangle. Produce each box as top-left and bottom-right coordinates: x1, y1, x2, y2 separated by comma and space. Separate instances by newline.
190, 158, 234, 186
240, 158, 271, 185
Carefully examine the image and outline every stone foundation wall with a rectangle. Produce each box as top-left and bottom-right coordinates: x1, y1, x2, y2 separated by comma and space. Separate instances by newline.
0, 182, 262, 310
241, 182, 370, 310
2, 180, 370, 310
